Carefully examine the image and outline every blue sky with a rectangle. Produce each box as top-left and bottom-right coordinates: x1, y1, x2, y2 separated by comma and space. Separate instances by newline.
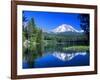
23, 11, 82, 32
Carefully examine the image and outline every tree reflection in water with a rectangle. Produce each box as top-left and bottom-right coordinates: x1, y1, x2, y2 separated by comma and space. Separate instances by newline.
23, 44, 89, 69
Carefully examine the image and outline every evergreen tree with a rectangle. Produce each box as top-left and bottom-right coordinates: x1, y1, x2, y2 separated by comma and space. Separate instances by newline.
22, 11, 28, 31
79, 14, 90, 42
36, 29, 43, 44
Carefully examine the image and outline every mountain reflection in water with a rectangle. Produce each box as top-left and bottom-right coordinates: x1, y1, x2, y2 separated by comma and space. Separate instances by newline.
23, 44, 89, 69
52, 52, 87, 61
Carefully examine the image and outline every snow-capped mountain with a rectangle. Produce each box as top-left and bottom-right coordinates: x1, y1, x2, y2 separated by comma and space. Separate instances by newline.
51, 24, 83, 33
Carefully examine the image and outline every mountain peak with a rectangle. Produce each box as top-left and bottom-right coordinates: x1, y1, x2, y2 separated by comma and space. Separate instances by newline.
51, 24, 79, 33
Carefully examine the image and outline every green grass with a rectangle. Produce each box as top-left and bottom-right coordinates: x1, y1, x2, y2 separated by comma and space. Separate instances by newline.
63, 46, 89, 52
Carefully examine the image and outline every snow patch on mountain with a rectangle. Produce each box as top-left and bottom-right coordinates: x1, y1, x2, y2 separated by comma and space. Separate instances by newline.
51, 24, 83, 33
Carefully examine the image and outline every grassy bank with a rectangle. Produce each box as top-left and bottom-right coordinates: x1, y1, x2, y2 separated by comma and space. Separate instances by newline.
63, 46, 89, 52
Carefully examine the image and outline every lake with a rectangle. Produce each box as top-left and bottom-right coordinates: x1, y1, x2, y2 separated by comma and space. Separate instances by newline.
23, 44, 89, 69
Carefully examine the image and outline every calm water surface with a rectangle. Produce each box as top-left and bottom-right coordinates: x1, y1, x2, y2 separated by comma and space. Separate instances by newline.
23, 44, 89, 69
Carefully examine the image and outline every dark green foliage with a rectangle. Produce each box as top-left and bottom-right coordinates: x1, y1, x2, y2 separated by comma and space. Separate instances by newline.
43, 32, 87, 45
79, 14, 90, 33
23, 17, 44, 53
22, 11, 28, 32
36, 29, 43, 44
78, 14, 90, 44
